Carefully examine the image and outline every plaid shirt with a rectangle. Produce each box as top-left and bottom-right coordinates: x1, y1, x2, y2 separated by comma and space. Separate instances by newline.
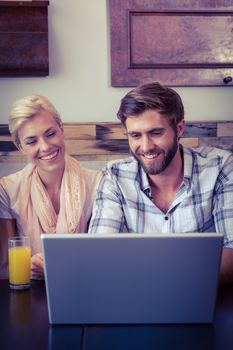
89, 147, 233, 247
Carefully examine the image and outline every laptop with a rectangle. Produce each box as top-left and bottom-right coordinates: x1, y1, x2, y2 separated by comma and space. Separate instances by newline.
41, 233, 223, 325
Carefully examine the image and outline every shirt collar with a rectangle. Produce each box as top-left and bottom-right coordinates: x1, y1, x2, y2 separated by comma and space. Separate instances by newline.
129, 157, 151, 193
182, 147, 194, 188
140, 165, 151, 192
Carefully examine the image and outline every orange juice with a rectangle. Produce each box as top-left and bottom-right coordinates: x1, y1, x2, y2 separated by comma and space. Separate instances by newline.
8, 246, 31, 286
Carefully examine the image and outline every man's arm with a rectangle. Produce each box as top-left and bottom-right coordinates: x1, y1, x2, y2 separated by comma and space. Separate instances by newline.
213, 152, 233, 285
88, 169, 127, 233
220, 247, 233, 285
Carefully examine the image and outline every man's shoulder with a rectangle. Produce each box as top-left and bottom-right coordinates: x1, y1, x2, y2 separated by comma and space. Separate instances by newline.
102, 157, 141, 181
105, 156, 138, 172
184, 146, 233, 161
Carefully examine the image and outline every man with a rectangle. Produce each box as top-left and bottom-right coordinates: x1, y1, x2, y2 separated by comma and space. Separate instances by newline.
89, 82, 233, 285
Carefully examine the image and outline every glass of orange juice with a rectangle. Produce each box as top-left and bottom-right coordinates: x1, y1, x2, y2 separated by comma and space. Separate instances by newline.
8, 236, 31, 290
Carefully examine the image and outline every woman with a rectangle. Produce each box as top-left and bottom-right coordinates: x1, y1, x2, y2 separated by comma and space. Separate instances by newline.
0, 95, 100, 279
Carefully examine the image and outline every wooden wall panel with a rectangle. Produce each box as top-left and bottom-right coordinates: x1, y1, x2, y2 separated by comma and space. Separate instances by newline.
63, 124, 96, 140
217, 122, 233, 137
0, 121, 232, 164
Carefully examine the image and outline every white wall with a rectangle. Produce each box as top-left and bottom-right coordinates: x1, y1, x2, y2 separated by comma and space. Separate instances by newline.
0, 0, 233, 124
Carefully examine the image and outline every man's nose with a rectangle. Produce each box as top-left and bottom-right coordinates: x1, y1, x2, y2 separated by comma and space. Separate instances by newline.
141, 136, 154, 152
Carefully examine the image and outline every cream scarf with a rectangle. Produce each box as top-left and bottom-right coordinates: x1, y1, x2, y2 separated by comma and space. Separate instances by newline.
21, 155, 86, 236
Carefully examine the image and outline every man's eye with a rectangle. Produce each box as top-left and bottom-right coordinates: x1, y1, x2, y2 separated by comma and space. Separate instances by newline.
151, 131, 162, 136
130, 133, 140, 139
47, 131, 56, 137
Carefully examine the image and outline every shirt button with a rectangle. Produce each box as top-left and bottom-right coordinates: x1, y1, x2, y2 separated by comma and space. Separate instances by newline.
164, 216, 169, 220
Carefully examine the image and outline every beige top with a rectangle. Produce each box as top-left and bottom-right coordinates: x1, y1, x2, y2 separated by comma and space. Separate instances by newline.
0, 160, 101, 278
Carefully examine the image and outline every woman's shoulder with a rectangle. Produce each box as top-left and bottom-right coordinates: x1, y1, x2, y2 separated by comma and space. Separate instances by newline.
82, 167, 101, 186
0, 163, 33, 188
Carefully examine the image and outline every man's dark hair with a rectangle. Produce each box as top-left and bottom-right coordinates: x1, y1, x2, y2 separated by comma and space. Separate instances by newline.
117, 82, 184, 129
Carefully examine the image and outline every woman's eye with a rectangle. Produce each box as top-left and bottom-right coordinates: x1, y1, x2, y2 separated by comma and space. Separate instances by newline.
25, 139, 36, 145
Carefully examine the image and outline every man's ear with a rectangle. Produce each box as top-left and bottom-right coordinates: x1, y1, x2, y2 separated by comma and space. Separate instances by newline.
59, 123, 64, 134
177, 119, 185, 139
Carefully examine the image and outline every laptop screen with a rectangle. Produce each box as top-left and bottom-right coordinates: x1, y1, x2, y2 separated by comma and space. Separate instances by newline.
42, 233, 223, 324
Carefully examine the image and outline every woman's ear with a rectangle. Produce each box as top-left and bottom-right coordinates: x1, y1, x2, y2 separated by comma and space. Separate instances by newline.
15, 141, 24, 154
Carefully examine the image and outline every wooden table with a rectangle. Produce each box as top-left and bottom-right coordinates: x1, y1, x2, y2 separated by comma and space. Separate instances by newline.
1, 280, 233, 350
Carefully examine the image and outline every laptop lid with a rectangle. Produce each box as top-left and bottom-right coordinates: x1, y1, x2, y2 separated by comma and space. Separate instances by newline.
41, 233, 223, 325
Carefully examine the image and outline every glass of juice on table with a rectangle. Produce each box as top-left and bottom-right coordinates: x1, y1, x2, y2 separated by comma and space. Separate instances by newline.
8, 236, 31, 290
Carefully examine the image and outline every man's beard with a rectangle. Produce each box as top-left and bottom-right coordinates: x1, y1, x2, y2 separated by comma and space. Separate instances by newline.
131, 134, 179, 175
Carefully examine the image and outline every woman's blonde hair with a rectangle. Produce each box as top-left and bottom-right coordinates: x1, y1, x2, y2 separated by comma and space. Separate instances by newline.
8, 95, 62, 146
